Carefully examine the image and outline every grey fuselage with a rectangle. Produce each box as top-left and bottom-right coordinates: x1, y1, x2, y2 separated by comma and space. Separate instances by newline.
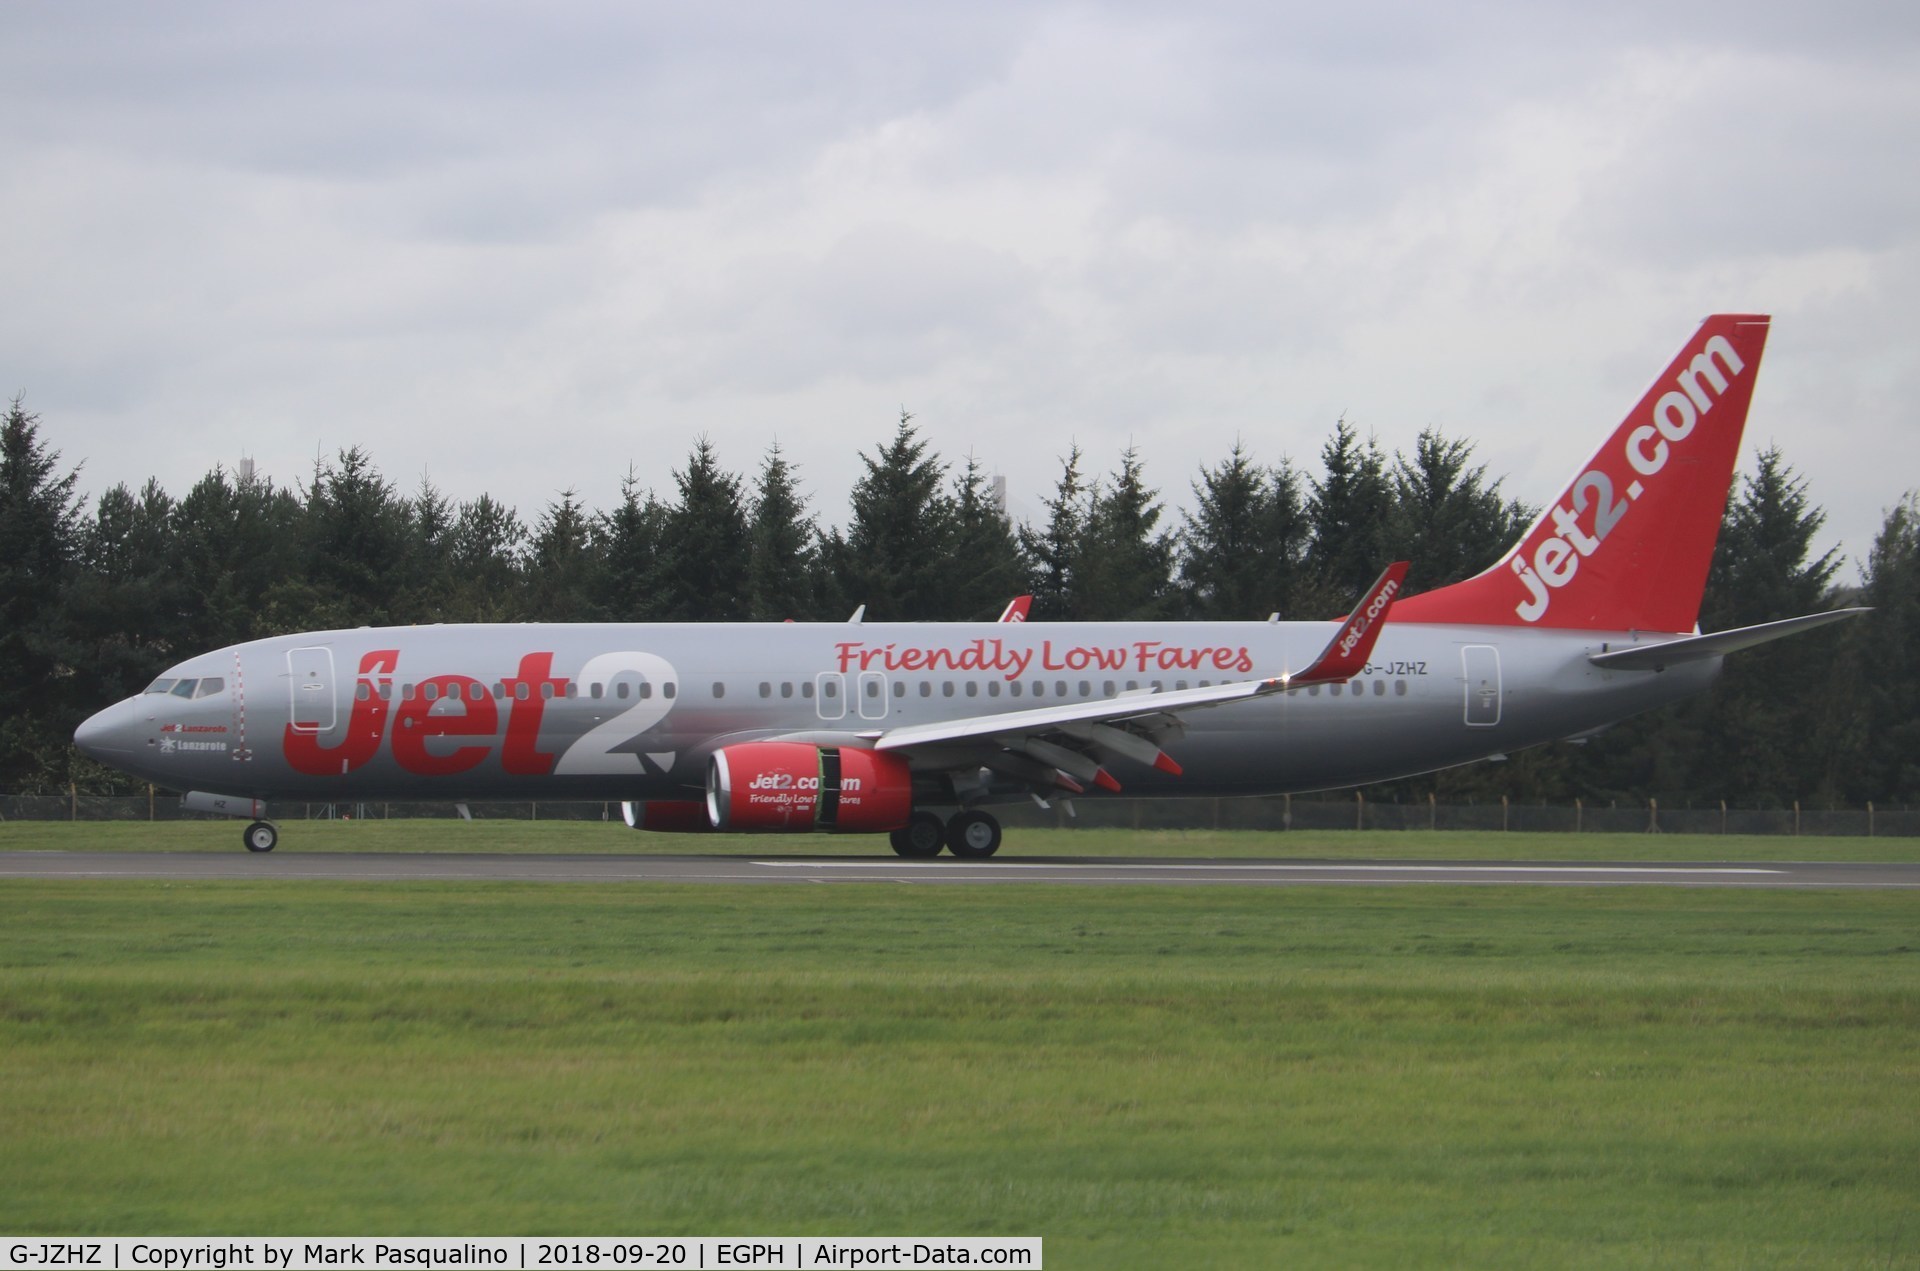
75, 619, 1716, 806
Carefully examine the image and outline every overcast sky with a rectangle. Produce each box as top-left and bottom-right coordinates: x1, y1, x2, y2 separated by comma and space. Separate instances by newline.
5, 1, 1915, 581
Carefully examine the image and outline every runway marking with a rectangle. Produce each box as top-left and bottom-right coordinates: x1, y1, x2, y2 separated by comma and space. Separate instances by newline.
751, 861, 1784, 875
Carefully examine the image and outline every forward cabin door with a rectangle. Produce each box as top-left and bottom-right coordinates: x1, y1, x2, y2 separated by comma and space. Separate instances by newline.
287, 646, 337, 733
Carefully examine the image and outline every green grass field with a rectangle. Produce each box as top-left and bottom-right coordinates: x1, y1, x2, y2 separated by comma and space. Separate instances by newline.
3, 818, 1916, 861
2, 879, 1916, 1267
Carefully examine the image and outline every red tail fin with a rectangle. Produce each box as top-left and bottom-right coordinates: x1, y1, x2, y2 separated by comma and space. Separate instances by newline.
1392, 314, 1770, 632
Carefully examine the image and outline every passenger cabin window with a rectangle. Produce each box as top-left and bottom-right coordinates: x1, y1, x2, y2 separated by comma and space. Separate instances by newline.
801, 682, 814, 699
759, 682, 772, 698
616, 682, 630, 700
356, 682, 370, 701
590, 683, 604, 700
664, 683, 676, 699
781, 682, 794, 699
712, 682, 725, 699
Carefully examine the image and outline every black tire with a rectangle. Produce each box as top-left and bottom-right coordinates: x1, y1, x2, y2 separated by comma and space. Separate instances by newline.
890, 810, 945, 858
243, 821, 278, 853
946, 810, 1002, 859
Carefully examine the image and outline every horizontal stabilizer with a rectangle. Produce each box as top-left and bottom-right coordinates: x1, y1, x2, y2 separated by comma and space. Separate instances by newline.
1588, 608, 1868, 671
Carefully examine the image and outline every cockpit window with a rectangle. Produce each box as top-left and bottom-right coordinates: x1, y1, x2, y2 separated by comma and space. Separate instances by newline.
170, 679, 199, 698
145, 678, 178, 695
193, 677, 224, 699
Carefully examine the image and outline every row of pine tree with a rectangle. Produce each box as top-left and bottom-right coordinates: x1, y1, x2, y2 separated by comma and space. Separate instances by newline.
3, 398, 1915, 807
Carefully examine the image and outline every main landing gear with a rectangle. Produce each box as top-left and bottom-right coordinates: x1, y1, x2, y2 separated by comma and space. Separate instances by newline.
244, 821, 279, 853
888, 809, 1003, 859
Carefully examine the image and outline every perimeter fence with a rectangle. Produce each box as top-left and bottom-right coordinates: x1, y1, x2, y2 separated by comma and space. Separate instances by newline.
5, 792, 1917, 836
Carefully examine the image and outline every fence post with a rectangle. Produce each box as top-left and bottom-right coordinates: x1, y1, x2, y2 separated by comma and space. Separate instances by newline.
532, 801, 538, 822
1648, 797, 1659, 834
1720, 799, 1727, 835
148, 784, 155, 822
1283, 792, 1292, 831
1574, 797, 1582, 833
1868, 801, 1875, 837
70, 782, 77, 822
1501, 794, 1509, 832
1428, 791, 1437, 831
1355, 790, 1364, 831
1793, 800, 1800, 836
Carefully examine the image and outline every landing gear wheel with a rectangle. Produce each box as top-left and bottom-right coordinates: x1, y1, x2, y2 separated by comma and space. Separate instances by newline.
946, 810, 1002, 859
243, 821, 278, 853
890, 810, 946, 858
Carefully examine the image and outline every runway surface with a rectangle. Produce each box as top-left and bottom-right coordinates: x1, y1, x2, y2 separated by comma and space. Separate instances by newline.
2, 851, 1916, 888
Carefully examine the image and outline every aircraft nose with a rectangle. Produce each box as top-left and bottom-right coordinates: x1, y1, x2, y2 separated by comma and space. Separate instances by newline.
74, 701, 136, 760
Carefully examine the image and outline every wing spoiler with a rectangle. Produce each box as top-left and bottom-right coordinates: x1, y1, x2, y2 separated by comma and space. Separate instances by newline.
1587, 607, 1868, 672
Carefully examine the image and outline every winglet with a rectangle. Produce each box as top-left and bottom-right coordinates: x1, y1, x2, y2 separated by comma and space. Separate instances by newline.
1286, 562, 1408, 687
998, 594, 1032, 623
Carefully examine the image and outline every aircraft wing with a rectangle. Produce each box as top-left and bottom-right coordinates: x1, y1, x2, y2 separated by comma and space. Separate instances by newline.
1587, 607, 1868, 671
871, 563, 1408, 795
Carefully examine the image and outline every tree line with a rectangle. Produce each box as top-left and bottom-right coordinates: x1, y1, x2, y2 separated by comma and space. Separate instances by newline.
3, 397, 1914, 808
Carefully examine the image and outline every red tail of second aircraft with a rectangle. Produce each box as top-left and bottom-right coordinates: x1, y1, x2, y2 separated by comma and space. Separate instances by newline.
1392, 314, 1771, 633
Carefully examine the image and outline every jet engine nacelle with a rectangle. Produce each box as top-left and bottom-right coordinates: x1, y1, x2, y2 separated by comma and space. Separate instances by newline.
706, 742, 913, 833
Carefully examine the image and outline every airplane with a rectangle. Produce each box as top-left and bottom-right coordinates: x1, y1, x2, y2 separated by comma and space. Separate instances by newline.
74, 314, 1866, 856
